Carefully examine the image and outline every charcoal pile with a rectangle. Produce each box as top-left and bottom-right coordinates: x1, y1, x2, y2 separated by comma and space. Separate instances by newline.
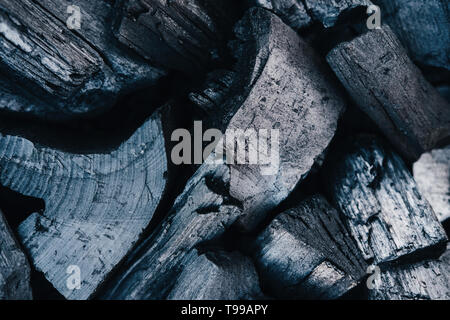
0, 0, 449, 300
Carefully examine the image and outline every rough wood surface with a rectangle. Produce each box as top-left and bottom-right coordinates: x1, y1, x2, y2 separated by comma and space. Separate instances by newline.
0, 109, 168, 299
115, 0, 236, 74
251, 0, 311, 30
253, 0, 370, 30
101, 162, 242, 299
368, 243, 450, 300
373, 0, 450, 70
251, 195, 367, 299
167, 251, 264, 300
327, 26, 450, 160
0, 0, 165, 120
413, 146, 450, 222
192, 7, 346, 231
101, 7, 346, 299
302, 0, 370, 28
0, 209, 32, 300
326, 136, 448, 265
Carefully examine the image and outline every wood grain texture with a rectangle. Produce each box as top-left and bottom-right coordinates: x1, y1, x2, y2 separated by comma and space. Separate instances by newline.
167, 251, 264, 300
101, 162, 242, 299
326, 136, 448, 265
368, 243, 450, 300
115, 0, 236, 74
252, 195, 367, 299
0, 110, 167, 299
101, 7, 346, 299
193, 7, 347, 231
327, 26, 450, 160
413, 146, 450, 222
373, 0, 450, 70
0, 0, 165, 120
0, 209, 32, 300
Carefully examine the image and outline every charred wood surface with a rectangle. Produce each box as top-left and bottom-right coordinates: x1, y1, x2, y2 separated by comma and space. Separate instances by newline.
101, 162, 241, 299
326, 136, 448, 265
192, 7, 346, 231
101, 7, 346, 299
0, 0, 448, 302
0, 0, 165, 120
369, 243, 450, 300
327, 26, 450, 160
253, 0, 371, 30
373, 0, 450, 71
252, 195, 367, 299
115, 0, 238, 74
0, 109, 168, 299
0, 209, 32, 300
413, 146, 450, 223
167, 251, 264, 300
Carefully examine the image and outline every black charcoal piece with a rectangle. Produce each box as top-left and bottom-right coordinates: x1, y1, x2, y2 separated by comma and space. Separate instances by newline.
0, 109, 168, 299
327, 26, 450, 160
0, 0, 165, 120
326, 136, 448, 265
252, 195, 367, 299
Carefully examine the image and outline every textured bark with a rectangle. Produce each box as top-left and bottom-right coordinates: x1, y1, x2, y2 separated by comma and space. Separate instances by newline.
253, 0, 370, 30
192, 7, 346, 231
0, 209, 32, 300
368, 244, 450, 300
167, 251, 264, 300
327, 26, 450, 160
0, 109, 168, 299
373, 0, 450, 70
252, 195, 367, 299
0, 0, 165, 120
115, 0, 237, 74
101, 7, 346, 299
413, 146, 450, 222
326, 136, 448, 265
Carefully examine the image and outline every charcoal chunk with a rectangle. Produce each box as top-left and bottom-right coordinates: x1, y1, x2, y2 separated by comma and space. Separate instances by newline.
252, 195, 367, 299
326, 136, 448, 265
414, 146, 450, 222
168, 251, 264, 300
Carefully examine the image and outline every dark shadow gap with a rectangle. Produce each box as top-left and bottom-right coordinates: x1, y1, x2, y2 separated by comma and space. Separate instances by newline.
0, 71, 193, 154
0, 185, 45, 230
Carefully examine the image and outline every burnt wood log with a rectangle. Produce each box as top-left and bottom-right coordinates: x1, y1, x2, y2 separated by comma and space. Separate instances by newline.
101, 7, 346, 299
368, 243, 450, 300
373, 0, 450, 71
115, 0, 238, 74
167, 251, 264, 300
413, 146, 450, 222
251, 195, 367, 299
325, 136, 448, 265
0, 0, 165, 120
0, 109, 168, 299
327, 26, 450, 160
0, 209, 32, 300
